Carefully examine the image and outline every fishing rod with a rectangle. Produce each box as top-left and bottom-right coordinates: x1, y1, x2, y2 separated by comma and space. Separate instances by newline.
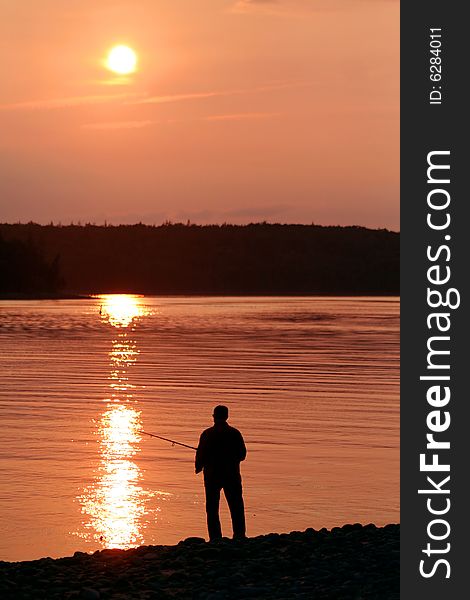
139, 430, 197, 450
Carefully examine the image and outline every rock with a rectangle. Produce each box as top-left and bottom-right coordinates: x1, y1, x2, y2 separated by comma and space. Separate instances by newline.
236, 585, 271, 598
205, 592, 228, 600
97, 549, 122, 557
80, 588, 100, 600
304, 527, 316, 535
199, 547, 221, 559
180, 537, 206, 545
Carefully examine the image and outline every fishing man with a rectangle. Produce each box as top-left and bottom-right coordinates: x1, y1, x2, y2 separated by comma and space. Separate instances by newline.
195, 405, 247, 541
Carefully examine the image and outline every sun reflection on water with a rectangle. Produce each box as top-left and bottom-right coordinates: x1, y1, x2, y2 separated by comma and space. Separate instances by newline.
101, 294, 144, 328
77, 295, 158, 549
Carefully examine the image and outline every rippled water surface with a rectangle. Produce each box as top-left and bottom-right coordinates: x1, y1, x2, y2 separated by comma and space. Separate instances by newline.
0, 296, 399, 561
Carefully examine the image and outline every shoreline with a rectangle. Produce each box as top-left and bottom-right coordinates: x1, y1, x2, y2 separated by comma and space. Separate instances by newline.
0, 292, 400, 301
0, 293, 91, 301
0, 524, 399, 599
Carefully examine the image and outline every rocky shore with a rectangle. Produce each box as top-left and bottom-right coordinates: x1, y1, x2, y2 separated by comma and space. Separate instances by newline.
0, 524, 399, 600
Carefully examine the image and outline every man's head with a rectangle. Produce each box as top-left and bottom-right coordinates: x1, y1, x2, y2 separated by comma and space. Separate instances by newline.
213, 405, 229, 422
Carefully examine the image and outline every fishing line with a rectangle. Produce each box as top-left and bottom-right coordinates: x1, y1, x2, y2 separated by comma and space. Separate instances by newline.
139, 430, 197, 450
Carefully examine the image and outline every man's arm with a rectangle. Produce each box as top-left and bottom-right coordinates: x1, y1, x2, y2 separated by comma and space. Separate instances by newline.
195, 433, 206, 474
238, 430, 247, 462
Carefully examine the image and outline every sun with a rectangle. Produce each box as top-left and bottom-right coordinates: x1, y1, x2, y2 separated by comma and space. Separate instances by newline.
106, 45, 138, 75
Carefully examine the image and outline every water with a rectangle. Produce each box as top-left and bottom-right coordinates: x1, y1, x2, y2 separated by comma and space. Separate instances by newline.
0, 296, 399, 562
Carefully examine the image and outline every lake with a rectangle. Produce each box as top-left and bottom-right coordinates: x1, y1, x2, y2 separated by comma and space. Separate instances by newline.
0, 296, 399, 562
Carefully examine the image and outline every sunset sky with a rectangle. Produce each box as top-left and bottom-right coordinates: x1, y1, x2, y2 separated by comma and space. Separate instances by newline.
0, 0, 399, 229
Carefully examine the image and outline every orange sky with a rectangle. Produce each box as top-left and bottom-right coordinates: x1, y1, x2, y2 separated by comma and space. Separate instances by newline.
0, 0, 399, 229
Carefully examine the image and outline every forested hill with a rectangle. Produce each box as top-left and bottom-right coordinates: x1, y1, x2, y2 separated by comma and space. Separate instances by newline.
0, 223, 399, 296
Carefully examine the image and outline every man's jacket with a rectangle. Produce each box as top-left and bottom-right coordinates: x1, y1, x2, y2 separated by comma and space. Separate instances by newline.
195, 422, 246, 479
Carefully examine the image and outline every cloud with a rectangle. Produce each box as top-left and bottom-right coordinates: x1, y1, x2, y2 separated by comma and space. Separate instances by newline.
232, 0, 397, 15
0, 81, 310, 115
134, 90, 229, 106
204, 112, 281, 122
82, 112, 280, 131
231, 0, 279, 14
81, 120, 157, 131
236, 0, 277, 4
0, 92, 141, 112
1, 89, 234, 113
134, 80, 311, 106
224, 204, 289, 220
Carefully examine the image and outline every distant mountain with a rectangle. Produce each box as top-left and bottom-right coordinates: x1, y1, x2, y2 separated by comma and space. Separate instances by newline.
0, 223, 399, 296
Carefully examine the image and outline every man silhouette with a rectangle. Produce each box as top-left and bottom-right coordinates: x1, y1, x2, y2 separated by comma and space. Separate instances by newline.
195, 405, 247, 541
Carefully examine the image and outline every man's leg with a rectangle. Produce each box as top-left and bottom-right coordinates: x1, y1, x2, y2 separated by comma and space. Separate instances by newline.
224, 477, 246, 539
205, 482, 222, 540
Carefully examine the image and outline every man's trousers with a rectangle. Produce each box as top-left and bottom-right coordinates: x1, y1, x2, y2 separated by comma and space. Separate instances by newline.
204, 473, 246, 540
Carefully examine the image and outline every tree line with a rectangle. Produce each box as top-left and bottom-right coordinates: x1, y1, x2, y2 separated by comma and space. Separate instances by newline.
0, 232, 62, 295
0, 222, 399, 296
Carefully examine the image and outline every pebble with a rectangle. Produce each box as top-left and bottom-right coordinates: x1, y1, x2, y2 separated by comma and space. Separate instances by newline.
180, 537, 206, 545
142, 552, 159, 560
80, 588, 100, 600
